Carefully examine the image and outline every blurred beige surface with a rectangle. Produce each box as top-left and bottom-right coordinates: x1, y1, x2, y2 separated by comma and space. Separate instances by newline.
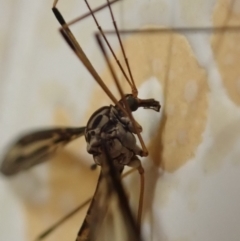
0, 0, 240, 241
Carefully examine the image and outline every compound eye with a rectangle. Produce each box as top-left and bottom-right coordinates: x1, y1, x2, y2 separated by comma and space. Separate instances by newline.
126, 95, 138, 111
91, 130, 96, 136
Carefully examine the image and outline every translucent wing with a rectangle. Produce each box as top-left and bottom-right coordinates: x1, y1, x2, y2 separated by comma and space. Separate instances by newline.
94, 172, 141, 241
77, 141, 141, 241
0, 127, 85, 176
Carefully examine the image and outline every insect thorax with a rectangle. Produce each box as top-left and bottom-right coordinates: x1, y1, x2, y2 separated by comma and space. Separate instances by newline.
85, 96, 142, 168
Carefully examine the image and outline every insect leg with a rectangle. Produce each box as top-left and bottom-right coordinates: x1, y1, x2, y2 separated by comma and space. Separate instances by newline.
84, 0, 134, 90
35, 198, 91, 241
52, 7, 125, 115
105, 0, 138, 96
53, 0, 122, 21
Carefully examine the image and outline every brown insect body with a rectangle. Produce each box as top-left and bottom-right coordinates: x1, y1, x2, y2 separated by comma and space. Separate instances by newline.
79, 95, 160, 241
85, 94, 160, 168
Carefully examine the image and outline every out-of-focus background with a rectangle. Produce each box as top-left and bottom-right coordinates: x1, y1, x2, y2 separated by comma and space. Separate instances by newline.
0, 0, 240, 240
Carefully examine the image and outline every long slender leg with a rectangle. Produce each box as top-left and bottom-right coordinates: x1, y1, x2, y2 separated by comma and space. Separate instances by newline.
52, 7, 130, 118
53, 0, 122, 22
84, 0, 134, 90
35, 198, 91, 241
55, 0, 139, 96
106, 0, 138, 96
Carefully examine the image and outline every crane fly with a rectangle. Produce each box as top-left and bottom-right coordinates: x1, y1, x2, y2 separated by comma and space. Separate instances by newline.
0, 0, 160, 240
1, 0, 239, 240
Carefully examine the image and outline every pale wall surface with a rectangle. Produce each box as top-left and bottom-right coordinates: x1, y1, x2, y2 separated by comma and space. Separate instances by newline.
0, 0, 240, 241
